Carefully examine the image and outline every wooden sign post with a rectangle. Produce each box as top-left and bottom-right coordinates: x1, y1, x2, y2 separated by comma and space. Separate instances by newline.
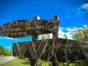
0, 16, 59, 66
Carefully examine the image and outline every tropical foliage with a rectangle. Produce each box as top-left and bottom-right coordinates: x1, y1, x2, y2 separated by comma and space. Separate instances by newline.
0, 46, 12, 55
73, 25, 88, 42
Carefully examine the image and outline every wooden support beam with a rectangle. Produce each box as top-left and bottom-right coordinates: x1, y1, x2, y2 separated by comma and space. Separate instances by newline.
27, 42, 38, 59
30, 59, 37, 66
37, 40, 48, 59
20, 43, 28, 56
52, 53, 58, 66
12, 45, 17, 56
32, 35, 38, 41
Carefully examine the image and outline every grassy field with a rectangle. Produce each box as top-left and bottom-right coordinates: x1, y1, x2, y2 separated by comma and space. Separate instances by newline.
0, 55, 9, 58
0, 57, 87, 66
0, 57, 52, 66
0, 55, 5, 58
0, 57, 62, 66
0, 57, 30, 66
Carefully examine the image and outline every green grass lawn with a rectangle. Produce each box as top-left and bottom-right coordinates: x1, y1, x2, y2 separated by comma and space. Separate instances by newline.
0, 55, 5, 58
0, 55, 12, 58
0, 55, 9, 58
0, 57, 52, 66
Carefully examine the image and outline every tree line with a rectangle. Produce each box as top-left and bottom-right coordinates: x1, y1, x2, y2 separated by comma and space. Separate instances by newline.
0, 46, 12, 55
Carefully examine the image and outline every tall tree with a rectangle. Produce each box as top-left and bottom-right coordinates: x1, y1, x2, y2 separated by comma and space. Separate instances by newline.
73, 25, 88, 42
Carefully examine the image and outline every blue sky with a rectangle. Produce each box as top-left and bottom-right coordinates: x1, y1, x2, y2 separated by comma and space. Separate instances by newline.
0, 0, 88, 50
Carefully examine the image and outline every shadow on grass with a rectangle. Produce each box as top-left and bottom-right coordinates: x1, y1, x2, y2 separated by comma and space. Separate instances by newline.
22, 62, 29, 65
22, 61, 30, 65
17, 57, 31, 65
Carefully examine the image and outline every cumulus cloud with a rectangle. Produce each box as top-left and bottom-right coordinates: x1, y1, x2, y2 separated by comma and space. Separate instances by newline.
66, 28, 73, 31
59, 27, 73, 39
80, 3, 88, 10
78, 3, 88, 14
66, 3, 88, 17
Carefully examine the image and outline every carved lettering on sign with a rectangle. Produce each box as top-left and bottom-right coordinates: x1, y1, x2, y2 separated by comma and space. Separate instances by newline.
9, 32, 27, 36
26, 26, 45, 30
2, 26, 46, 32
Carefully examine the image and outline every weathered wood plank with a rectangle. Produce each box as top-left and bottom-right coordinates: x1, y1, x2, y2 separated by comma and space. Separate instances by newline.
13, 38, 88, 61
0, 19, 59, 38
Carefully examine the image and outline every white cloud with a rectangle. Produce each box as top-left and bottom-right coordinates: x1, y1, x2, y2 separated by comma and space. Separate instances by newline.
77, 3, 88, 15
59, 28, 65, 38
78, 3, 88, 14
66, 3, 88, 17
59, 27, 73, 39
66, 28, 73, 31
81, 3, 88, 10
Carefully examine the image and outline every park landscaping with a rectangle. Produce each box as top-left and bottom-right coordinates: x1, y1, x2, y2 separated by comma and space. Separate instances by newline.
0, 57, 87, 66
0, 57, 29, 66
0, 55, 6, 58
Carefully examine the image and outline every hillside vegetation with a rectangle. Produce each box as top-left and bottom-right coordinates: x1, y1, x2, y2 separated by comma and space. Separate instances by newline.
0, 46, 12, 56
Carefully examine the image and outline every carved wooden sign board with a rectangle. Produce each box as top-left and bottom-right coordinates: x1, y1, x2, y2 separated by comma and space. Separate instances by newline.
0, 16, 59, 66
0, 16, 59, 40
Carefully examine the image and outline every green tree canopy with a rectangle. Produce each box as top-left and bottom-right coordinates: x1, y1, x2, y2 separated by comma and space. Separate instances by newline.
73, 25, 88, 42
0, 46, 12, 55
